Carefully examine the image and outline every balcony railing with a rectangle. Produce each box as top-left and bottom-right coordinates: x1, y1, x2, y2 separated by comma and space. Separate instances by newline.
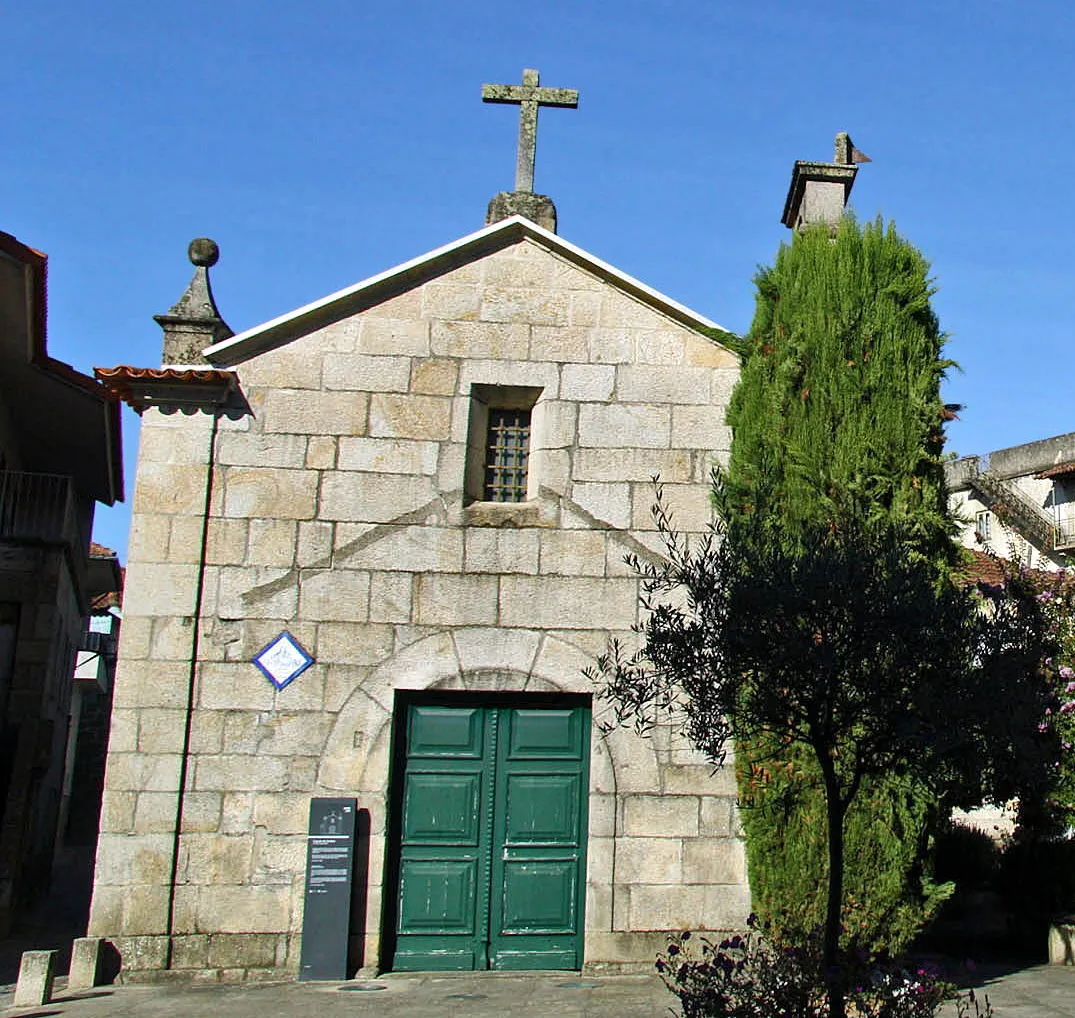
0, 471, 81, 545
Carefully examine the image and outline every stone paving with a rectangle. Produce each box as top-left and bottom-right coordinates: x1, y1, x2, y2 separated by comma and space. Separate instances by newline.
0, 964, 1073, 1018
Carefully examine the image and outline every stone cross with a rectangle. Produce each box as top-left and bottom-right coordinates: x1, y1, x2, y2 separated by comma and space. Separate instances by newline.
482, 68, 579, 193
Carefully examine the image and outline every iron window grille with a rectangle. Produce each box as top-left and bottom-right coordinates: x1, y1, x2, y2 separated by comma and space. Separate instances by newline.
483, 408, 531, 502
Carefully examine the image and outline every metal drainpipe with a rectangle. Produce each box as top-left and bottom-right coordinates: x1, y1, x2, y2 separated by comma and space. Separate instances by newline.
164, 410, 220, 968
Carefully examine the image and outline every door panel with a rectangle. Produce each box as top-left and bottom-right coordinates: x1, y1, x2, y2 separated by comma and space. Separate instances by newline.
391, 701, 589, 972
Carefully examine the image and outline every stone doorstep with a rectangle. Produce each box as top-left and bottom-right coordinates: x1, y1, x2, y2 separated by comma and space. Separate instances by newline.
1048, 919, 1075, 965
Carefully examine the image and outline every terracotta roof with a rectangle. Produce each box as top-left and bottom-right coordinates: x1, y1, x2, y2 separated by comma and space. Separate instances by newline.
958, 549, 1058, 589
89, 541, 116, 557
90, 588, 122, 611
1036, 462, 1075, 480
94, 365, 237, 412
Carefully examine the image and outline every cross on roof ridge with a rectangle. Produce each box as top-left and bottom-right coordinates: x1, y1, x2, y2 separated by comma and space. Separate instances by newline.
481, 68, 579, 193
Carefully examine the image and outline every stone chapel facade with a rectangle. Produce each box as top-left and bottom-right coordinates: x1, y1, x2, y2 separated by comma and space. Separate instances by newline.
90, 213, 749, 979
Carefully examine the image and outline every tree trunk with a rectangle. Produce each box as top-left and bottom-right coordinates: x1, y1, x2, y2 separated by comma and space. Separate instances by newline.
817, 750, 847, 1018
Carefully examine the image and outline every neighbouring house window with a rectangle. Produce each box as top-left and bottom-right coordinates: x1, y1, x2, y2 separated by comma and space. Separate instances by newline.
483, 408, 531, 502
975, 510, 991, 541
465, 384, 542, 505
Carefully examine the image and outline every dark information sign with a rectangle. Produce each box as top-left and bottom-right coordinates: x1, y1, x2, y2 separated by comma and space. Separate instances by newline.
299, 797, 357, 981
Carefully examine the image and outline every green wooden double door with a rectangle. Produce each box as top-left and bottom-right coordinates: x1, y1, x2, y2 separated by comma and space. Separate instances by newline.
389, 699, 590, 971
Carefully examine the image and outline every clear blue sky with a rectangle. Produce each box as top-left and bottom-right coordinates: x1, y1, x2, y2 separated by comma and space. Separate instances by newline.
3, 1, 1071, 559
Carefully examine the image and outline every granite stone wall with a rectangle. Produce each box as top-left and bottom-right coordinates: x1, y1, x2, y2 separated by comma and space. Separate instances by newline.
90, 235, 749, 978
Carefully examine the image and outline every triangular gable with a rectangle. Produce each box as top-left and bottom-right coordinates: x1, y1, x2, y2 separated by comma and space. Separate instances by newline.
203, 215, 733, 367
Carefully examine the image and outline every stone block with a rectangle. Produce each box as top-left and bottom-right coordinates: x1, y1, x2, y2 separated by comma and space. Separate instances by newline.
241, 343, 323, 389
248, 520, 299, 567
671, 405, 728, 449
615, 365, 711, 405
180, 834, 253, 885
126, 514, 172, 564
320, 472, 436, 523
632, 482, 714, 533
430, 320, 529, 360
298, 568, 371, 622
255, 713, 331, 757
348, 526, 462, 574
415, 573, 498, 626
133, 791, 181, 834
67, 937, 104, 991
94, 833, 175, 885
622, 794, 699, 837
480, 287, 568, 326
561, 363, 615, 401
578, 404, 670, 449
634, 329, 686, 365
421, 282, 481, 320
453, 626, 540, 676
208, 933, 280, 969
205, 518, 249, 566
216, 432, 308, 469
457, 357, 560, 397
337, 436, 439, 475
297, 521, 334, 567
626, 885, 703, 930
662, 764, 737, 798
410, 357, 458, 395
588, 793, 616, 838
111, 935, 170, 972
357, 317, 429, 357
701, 883, 753, 929
169, 934, 210, 970
124, 563, 200, 617
198, 662, 277, 711
103, 752, 183, 794
195, 885, 292, 934
500, 577, 637, 630
463, 529, 540, 575
14, 950, 55, 1006
222, 468, 317, 520
540, 530, 607, 576
685, 333, 738, 368
180, 791, 223, 833
263, 390, 369, 436
682, 839, 746, 885
368, 571, 414, 623
215, 566, 298, 620
616, 837, 683, 884
98, 789, 137, 833
599, 289, 666, 330
252, 792, 312, 836
568, 483, 632, 530
136, 709, 187, 754
305, 435, 337, 470
535, 400, 577, 449
317, 622, 394, 666
194, 754, 289, 792
323, 353, 411, 392
368, 393, 451, 441
132, 463, 209, 516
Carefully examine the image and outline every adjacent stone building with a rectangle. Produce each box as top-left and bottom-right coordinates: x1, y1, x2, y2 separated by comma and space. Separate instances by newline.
0, 229, 124, 934
90, 209, 751, 979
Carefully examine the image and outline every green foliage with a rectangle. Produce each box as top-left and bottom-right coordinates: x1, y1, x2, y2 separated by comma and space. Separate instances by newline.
719, 218, 963, 958
720, 216, 956, 563
736, 740, 953, 954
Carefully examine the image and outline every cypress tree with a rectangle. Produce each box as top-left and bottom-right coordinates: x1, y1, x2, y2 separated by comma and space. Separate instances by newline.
722, 216, 959, 953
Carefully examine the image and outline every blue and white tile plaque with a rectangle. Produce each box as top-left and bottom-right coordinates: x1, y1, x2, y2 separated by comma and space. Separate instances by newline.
253, 631, 313, 690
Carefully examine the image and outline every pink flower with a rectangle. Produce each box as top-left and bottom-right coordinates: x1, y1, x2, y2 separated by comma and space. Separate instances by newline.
1061, 666, 1075, 680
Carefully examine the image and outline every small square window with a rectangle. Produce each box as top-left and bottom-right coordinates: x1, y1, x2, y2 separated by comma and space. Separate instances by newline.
464, 384, 543, 507
484, 407, 531, 502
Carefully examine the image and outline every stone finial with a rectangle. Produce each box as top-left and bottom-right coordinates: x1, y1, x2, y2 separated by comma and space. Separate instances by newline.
781, 132, 869, 231
481, 68, 578, 234
154, 238, 234, 365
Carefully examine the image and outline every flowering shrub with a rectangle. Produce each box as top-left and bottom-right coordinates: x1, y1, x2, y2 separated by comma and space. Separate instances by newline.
655, 917, 993, 1018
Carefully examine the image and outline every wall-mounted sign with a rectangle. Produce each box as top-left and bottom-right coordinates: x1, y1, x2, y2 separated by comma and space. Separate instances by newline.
252, 631, 313, 690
